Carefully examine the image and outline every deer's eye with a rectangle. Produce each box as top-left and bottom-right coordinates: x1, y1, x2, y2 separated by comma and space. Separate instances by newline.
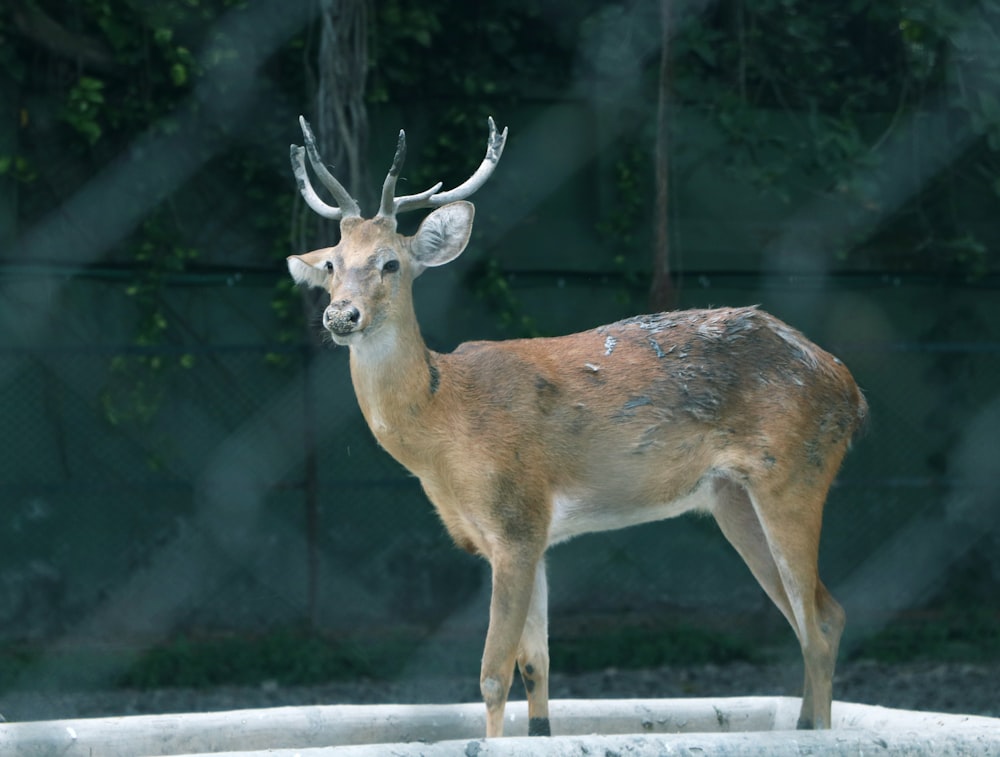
324, 260, 334, 273
382, 259, 400, 274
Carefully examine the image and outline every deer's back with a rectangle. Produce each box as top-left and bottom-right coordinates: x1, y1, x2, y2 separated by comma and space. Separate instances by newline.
437, 305, 866, 511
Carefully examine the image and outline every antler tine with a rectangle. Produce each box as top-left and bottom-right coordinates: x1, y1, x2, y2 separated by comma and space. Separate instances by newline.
376, 130, 408, 219
376, 129, 445, 221
391, 117, 508, 216
290, 145, 340, 220
292, 115, 361, 220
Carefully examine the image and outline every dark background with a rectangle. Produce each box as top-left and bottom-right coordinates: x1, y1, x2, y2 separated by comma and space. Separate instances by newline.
1, 0, 998, 699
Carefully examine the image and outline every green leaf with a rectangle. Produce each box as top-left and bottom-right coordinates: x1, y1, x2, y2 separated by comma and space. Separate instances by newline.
78, 76, 104, 92
170, 63, 188, 87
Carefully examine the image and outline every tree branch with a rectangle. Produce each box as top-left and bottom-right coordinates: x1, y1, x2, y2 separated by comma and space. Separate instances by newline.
10, 0, 118, 73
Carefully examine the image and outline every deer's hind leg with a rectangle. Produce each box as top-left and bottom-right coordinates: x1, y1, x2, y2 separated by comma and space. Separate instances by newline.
709, 475, 844, 729
516, 561, 551, 736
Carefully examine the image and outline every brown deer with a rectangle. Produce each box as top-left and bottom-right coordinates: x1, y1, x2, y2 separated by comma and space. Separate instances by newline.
286, 116, 867, 737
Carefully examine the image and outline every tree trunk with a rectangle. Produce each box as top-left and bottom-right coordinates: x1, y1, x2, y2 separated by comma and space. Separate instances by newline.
316, 0, 372, 216
0, 77, 17, 251
295, 0, 373, 627
649, 0, 676, 312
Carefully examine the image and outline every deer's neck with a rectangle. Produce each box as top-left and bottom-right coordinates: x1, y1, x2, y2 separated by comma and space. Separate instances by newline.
348, 314, 439, 466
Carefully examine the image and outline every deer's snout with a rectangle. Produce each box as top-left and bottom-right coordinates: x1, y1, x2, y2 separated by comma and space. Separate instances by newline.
324, 301, 362, 336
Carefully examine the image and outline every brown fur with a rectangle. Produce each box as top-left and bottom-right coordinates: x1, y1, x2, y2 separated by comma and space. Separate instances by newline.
288, 152, 867, 738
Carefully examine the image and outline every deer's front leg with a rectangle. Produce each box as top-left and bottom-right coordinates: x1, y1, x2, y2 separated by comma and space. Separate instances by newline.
517, 560, 550, 736
480, 550, 544, 738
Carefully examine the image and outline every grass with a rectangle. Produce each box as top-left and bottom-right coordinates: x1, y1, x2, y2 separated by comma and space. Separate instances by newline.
2, 608, 997, 693
850, 608, 1000, 664
551, 624, 760, 673
0, 629, 420, 693
117, 629, 419, 689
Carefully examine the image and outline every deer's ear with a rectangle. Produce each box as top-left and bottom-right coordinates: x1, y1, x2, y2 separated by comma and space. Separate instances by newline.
410, 201, 475, 276
287, 249, 331, 288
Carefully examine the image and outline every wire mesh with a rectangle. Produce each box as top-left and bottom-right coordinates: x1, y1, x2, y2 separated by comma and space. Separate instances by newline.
2, 274, 999, 652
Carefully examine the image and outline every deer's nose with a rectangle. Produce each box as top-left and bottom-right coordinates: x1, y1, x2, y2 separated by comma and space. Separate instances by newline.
325, 303, 361, 335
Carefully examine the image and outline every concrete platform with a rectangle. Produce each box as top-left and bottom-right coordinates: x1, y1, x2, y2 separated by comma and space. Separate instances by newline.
1, 697, 997, 756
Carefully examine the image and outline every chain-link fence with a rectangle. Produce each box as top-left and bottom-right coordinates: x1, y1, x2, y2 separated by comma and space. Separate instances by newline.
3, 272, 998, 662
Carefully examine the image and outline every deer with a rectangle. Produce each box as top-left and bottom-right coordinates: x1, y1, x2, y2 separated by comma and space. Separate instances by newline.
286, 115, 868, 738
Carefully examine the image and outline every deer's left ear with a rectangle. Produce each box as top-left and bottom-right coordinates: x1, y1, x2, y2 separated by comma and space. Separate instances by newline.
287, 248, 332, 288
410, 201, 475, 277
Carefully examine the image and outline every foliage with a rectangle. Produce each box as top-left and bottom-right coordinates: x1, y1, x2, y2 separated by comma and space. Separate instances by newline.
118, 629, 418, 689
371, 0, 585, 336
670, 0, 1000, 277
0, 152, 36, 183
61, 76, 106, 145
853, 609, 1000, 663
6, 0, 1000, 275
3, 608, 998, 693
0, 629, 419, 691
118, 624, 757, 687
552, 624, 759, 672
596, 138, 649, 306
370, 0, 579, 107
6, 0, 1000, 450
99, 213, 198, 441
2, 0, 306, 439
3, 1, 998, 422
468, 258, 540, 337
0, 625, 753, 692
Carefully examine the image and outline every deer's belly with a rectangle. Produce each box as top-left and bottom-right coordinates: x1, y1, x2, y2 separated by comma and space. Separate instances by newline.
547, 475, 719, 546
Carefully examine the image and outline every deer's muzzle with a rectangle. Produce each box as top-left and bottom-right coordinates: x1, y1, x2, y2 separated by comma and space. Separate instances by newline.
324, 303, 362, 336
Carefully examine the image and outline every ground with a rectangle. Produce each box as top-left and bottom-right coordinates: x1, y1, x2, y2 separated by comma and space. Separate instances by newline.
2, 660, 998, 723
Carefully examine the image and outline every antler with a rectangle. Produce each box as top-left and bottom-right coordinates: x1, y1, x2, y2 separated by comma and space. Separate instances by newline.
376, 116, 508, 220
290, 115, 362, 221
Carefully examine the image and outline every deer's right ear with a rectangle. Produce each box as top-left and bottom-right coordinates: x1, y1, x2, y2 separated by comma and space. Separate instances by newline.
287, 251, 331, 288
410, 201, 475, 276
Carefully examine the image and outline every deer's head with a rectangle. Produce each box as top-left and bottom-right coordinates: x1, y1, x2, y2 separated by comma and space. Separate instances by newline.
287, 117, 507, 346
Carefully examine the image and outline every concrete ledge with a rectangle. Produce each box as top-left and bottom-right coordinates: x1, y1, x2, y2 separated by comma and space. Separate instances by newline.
205, 729, 1000, 757
1, 697, 997, 757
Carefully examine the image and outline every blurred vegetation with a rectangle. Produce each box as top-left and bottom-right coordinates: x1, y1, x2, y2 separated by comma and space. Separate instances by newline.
116, 629, 418, 689
3, 0, 1000, 676
0, 625, 755, 692
7, 0, 1000, 271
1, 611, 998, 692
0, 629, 418, 691
6, 0, 1000, 346
551, 624, 759, 672
854, 610, 1000, 663
852, 554, 1000, 663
